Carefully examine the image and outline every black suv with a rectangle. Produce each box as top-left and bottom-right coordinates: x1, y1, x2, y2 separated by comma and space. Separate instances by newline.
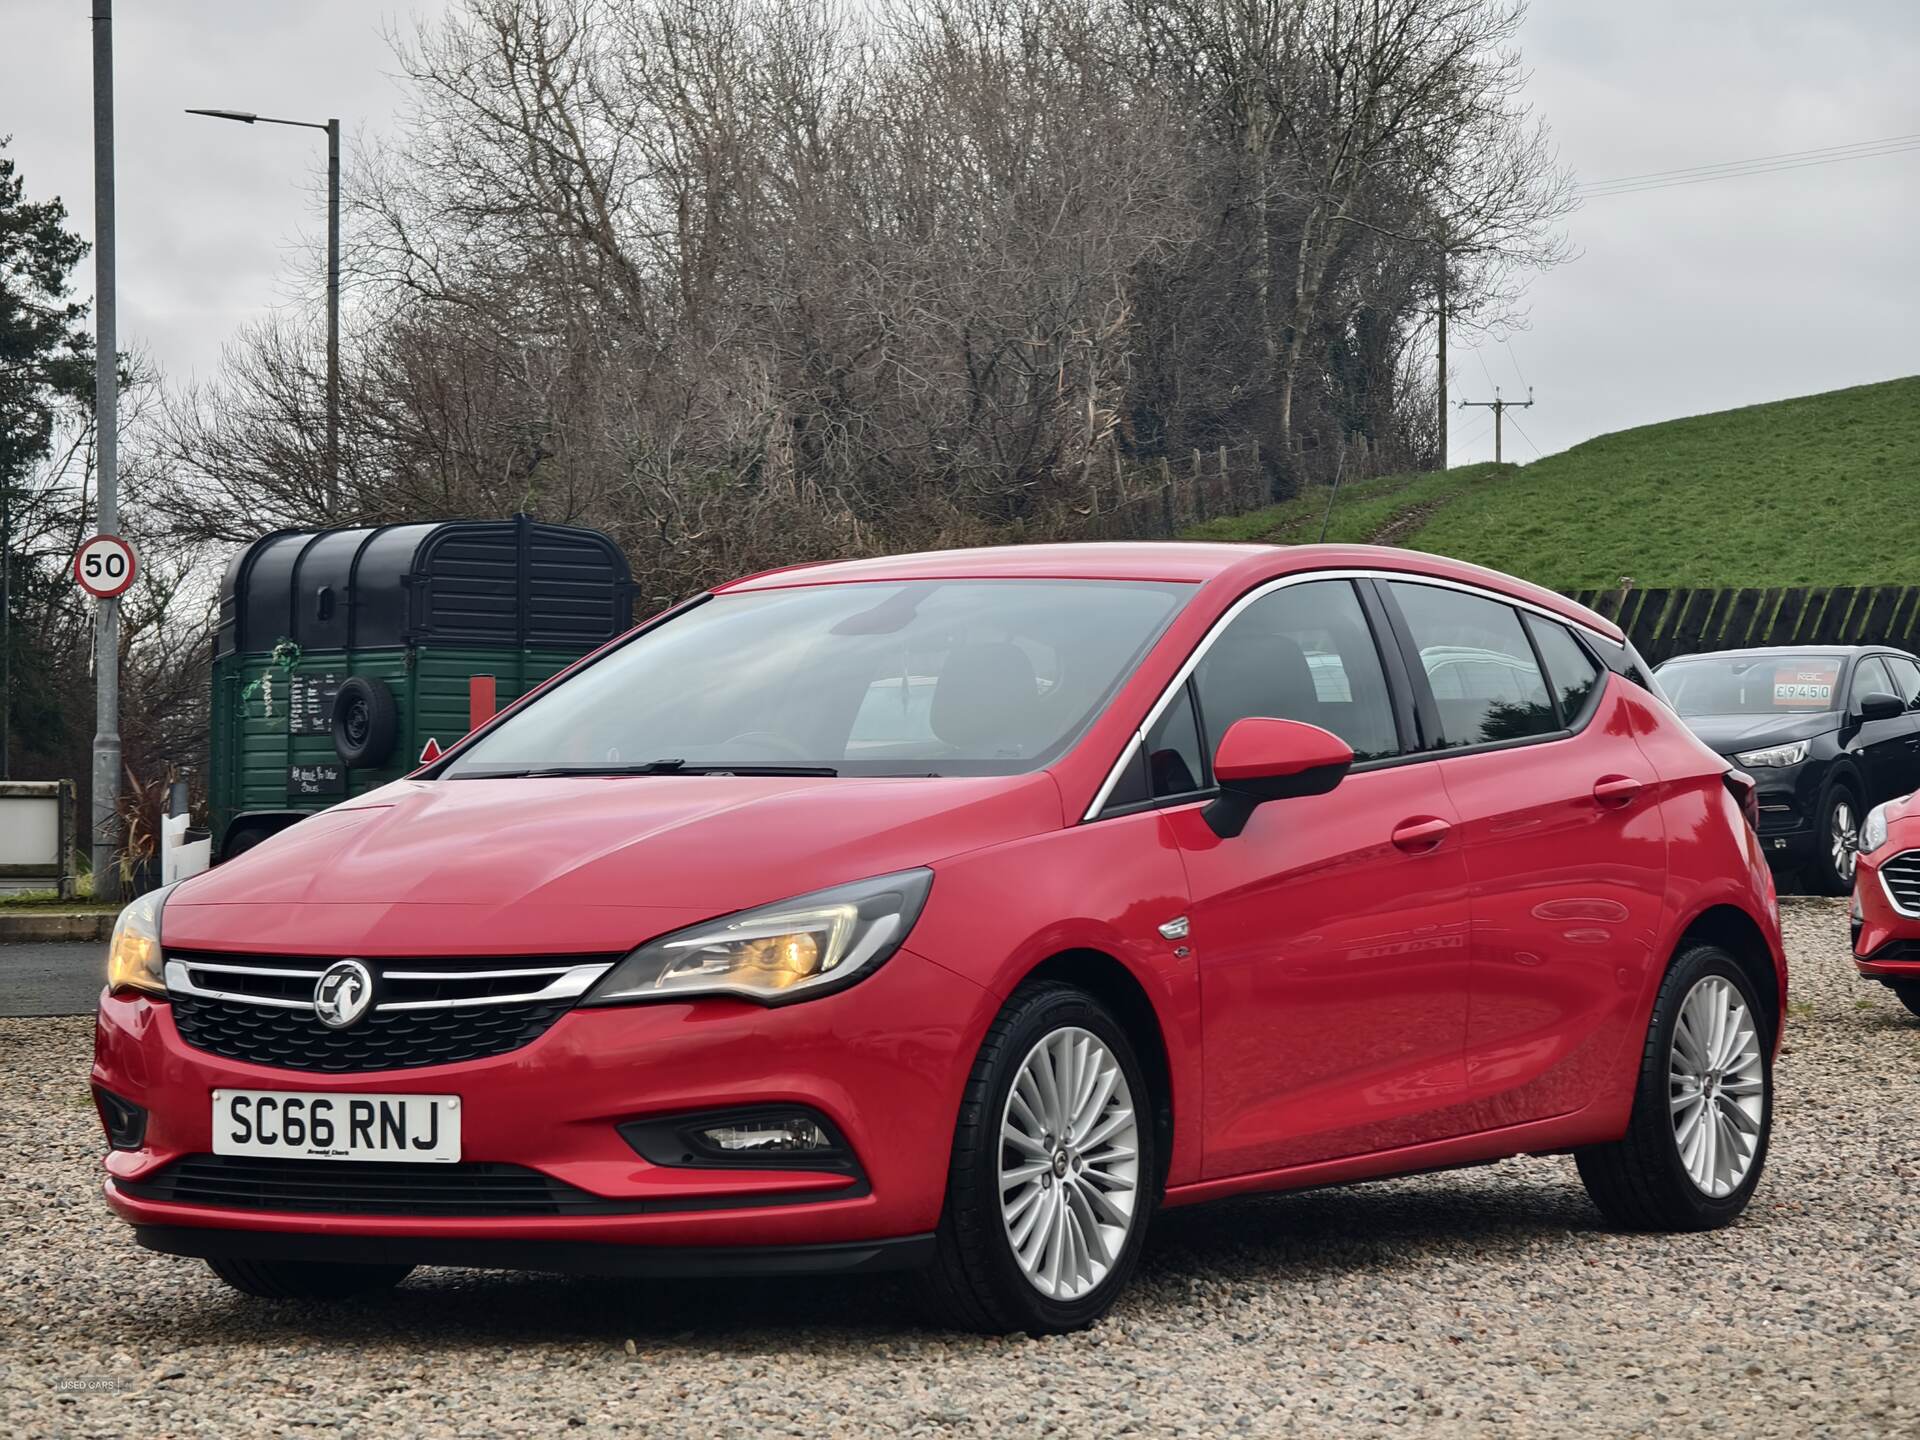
1655, 645, 1920, 893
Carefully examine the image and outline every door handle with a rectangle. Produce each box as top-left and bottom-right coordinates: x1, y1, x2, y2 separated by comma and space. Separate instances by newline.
1593, 775, 1643, 808
1391, 817, 1452, 852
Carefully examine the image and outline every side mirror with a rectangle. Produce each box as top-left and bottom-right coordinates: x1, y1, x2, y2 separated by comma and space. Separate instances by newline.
1203, 717, 1354, 839
1860, 692, 1905, 722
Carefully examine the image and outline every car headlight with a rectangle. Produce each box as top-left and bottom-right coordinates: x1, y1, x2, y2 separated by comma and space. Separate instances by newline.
583, 869, 934, 1007
105, 883, 177, 998
1734, 739, 1809, 768
1861, 803, 1891, 856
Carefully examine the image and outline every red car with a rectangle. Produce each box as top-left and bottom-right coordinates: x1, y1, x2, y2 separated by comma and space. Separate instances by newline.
1850, 795, 1920, 1015
95, 543, 1785, 1334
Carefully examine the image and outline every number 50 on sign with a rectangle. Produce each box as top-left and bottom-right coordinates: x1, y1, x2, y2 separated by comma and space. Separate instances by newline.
73, 534, 138, 599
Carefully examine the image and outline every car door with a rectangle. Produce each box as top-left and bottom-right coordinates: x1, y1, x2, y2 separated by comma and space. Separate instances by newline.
1879, 654, 1920, 797
1378, 581, 1668, 1132
1154, 577, 1474, 1180
1846, 656, 1920, 804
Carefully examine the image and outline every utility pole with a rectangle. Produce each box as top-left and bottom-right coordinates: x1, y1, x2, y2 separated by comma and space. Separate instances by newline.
91, 0, 122, 900
1435, 249, 1448, 469
325, 117, 339, 513
186, 108, 342, 514
2, 478, 10, 777
1457, 387, 1534, 465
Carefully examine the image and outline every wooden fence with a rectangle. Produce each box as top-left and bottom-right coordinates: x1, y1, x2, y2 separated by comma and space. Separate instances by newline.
1566, 585, 1920, 666
1050, 443, 1269, 542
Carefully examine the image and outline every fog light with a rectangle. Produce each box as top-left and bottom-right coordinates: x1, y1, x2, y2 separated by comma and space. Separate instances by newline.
93, 1086, 147, 1150
618, 1105, 858, 1173
698, 1117, 832, 1154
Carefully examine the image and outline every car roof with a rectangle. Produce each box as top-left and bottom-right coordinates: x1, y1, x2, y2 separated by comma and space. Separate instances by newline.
716, 542, 1272, 588
1661, 645, 1911, 663
713, 542, 1622, 641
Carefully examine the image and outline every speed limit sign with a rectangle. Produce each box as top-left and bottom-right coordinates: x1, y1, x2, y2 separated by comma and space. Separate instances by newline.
73, 533, 138, 599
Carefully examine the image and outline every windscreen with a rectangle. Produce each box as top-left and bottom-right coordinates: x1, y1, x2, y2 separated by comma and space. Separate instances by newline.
1656, 654, 1842, 718
444, 578, 1193, 778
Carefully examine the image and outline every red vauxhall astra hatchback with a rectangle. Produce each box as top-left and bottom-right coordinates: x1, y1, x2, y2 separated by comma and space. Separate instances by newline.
95, 543, 1785, 1333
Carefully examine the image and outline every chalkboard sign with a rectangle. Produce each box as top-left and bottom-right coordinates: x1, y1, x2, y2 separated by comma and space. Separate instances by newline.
287, 764, 345, 797
289, 672, 342, 736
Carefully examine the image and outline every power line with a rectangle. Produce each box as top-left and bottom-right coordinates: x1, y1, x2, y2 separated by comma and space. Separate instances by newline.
1579, 131, 1920, 189
1450, 417, 1494, 461
1577, 138, 1920, 198
1507, 413, 1545, 461
1581, 144, 1920, 197
1501, 336, 1530, 391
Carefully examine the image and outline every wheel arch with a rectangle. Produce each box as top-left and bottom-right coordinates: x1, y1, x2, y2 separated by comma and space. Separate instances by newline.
1823, 759, 1864, 805
1675, 903, 1784, 1050
1019, 948, 1176, 1195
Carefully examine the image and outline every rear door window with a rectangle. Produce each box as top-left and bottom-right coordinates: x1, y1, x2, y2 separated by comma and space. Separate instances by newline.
1386, 583, 1556, 748
1525, 615, 1604, 726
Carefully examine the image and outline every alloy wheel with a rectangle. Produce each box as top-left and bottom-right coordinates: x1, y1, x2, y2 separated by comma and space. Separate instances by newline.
1668, 975, 1765, 1198
1831, 799, 1857, 885
998, 1026, 1140, 1300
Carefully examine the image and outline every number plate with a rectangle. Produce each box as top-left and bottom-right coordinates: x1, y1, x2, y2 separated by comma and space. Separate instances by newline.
212, 1090, 461, 1163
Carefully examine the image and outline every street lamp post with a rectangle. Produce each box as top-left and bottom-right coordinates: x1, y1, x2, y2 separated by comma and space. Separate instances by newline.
186, 108, 341, 515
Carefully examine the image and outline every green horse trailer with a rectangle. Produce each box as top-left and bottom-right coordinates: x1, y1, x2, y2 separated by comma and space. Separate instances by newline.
210, 517, 633, 858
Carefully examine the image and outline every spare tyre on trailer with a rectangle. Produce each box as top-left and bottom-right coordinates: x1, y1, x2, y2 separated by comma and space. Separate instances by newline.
209, 515, 634, 860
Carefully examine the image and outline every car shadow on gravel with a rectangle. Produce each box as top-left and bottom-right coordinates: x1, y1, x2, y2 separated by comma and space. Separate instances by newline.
1849, 1010, 1920, 1035
1138, 1168, 1604, 1292
96, 1168, 1614, 1349
98, 1264, 933, 1349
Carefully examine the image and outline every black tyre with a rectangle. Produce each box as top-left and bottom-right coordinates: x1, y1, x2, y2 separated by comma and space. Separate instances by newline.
1809, 782, 1861, 896
332, 676, 400, 768
917, 981, 1156, 1336
1888, 982, 1920, 1020
1576, 943, 1773, 1230
206, 1256, 413, 1300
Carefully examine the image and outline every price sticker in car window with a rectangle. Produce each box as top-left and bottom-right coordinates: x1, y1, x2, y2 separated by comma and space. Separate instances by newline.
1772, 666, 1838, 707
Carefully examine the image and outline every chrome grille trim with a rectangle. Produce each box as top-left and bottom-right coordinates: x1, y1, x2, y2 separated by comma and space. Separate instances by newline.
163, 957, 615, 1013
1880, 851, 1920, 919
166, 965, 317, 1011
377, 965, 610, 1010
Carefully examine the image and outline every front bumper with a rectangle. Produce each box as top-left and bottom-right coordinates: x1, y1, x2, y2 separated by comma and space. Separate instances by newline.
1852, 846, 1920, 984
133, 1224, 934, 1278
1749, 775, 1819, 866
93, 947, 985, 1259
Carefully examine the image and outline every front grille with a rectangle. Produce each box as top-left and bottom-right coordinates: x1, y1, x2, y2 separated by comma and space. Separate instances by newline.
118, 1155, 640, 1216
1881, 852, 1920, 916
164, 952, 615, 1073
170, 995, 574, 1072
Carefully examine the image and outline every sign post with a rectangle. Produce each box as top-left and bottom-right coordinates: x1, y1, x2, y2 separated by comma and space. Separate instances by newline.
76, 529, 134, 901
91, 0, 123, 902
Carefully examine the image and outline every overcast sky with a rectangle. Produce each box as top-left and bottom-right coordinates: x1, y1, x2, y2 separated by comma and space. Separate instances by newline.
4, 0, 1917, 466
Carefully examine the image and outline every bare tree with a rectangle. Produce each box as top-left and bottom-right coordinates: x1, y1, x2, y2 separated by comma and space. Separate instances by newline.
158, 0, 1573, 594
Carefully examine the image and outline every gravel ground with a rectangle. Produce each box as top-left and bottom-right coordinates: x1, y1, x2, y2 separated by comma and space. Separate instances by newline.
4, 898, 1918, 1437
